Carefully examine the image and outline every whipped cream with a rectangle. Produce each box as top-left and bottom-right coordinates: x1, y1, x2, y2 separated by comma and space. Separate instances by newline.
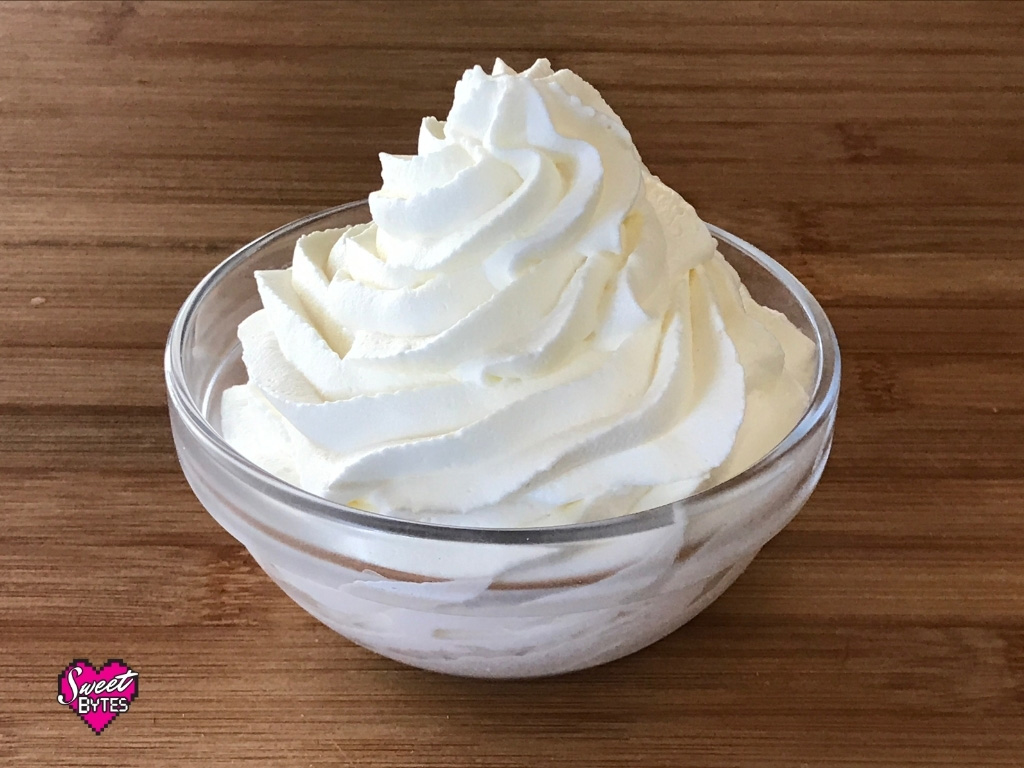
221, 58, 816, 527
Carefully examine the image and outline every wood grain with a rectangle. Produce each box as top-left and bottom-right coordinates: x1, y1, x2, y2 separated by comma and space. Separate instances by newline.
2, 1, 1023, 765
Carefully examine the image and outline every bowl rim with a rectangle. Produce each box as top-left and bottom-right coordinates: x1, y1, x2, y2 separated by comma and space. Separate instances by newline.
165, 200, 840, 545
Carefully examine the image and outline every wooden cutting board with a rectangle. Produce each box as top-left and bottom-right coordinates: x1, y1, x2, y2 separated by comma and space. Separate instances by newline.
2, 1, 1022, 765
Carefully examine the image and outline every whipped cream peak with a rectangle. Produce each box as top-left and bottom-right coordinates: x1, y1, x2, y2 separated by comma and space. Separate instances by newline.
222, 58, 816, 527
369, 58, 688, 287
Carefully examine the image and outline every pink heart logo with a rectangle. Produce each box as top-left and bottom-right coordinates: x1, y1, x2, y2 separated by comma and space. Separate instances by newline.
57, 659, 139, 734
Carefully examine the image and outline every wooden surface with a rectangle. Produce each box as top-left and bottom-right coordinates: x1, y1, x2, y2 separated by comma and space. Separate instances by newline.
2, 1, 1023, 764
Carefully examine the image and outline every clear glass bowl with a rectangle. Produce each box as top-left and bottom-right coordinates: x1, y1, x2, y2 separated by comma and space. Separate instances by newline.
165, 201, 840, 678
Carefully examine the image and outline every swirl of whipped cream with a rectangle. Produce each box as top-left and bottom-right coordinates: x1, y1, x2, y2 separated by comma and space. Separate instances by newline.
222, 58, 816, 527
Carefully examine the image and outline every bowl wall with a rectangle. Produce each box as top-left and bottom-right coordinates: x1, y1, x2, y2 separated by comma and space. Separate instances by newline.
166, 203, 839, 677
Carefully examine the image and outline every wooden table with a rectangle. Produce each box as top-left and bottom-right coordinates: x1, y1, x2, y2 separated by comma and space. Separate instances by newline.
3, 1, 1022, 765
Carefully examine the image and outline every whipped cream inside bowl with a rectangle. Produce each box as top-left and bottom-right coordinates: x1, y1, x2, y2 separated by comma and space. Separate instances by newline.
221, 58, 816, 529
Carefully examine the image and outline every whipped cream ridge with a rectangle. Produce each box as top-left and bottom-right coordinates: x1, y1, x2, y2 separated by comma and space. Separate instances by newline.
221, 58, 816, 528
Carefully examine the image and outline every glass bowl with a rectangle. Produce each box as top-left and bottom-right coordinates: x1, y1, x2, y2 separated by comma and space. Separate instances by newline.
165, 201, 840, 678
